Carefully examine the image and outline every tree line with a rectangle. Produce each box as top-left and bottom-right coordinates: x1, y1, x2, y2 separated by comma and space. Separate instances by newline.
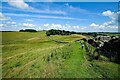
46, 29, 99, 36
19, 29, 37, 32
46, 29, 72, 36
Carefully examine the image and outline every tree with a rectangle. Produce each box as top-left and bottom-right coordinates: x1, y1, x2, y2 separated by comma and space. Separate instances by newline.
88, 39, 94, 44
46, 31, 51, 36
19, 29, 24, 32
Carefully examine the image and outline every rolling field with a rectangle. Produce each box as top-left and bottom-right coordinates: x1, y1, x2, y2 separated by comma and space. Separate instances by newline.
1, 31, 120, 78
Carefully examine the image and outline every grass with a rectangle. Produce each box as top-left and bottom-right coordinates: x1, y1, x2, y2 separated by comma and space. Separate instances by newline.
1, 31, 120, 78
49, 34, 86, 42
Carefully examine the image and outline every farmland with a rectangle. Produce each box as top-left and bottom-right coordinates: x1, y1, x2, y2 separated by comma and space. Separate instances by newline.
1, 31, 120, 78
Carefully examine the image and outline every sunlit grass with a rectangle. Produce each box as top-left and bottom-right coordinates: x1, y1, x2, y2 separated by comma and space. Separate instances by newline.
2, 31, 119, 78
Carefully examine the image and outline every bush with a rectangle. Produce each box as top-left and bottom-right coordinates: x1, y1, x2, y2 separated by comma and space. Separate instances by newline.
93, 53, 99, 60
81, 38, 87, 42
88, 39, 94, 44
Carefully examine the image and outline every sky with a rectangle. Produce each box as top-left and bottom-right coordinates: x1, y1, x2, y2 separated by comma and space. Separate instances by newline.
0, 0, 119, 32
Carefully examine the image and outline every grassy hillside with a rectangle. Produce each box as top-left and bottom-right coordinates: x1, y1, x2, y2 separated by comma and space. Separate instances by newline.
1, 31, 119, 78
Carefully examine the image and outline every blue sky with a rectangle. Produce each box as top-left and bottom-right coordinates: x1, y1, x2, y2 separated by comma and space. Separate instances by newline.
0, 1, 119, 32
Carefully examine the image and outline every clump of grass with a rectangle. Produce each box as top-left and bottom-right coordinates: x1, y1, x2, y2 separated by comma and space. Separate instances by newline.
99, 55, 109, 61
15, 61, 21, 67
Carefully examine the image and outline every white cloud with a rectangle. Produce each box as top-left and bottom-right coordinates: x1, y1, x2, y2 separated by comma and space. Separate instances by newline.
0, 12, 10, 20
102, 10, 114, 16
43, 24, 49, 27
0, 24, 5, 27
102, 10, 117, 20
81, 27, 86, 30
110, 26, 118, 29
8, 0, 32, 9
46, 24, 62, 29
117, 11, 120, 15
27, 0, 34, 1
0, 13, 4, 18
1, 21, 18, 28
34, 9, 67, 15
38, 27, 42, 30
64, 3, 90, 14
25, 19, 33, 22
90, 23, 99, 27
73, 26, 80, 29
5, 13, 86, 21
7, 21, 16, 24
88, 10, 118, 32
102, 10, 118, 29
52, 24, 62, 28
89, 21, 118, 32
23, 23, 36, 27
5, 13, 29, 17
6, 1, 66, 15
42, 23, 86, 31
43, 24, 65, 30
37, 15, 77, 20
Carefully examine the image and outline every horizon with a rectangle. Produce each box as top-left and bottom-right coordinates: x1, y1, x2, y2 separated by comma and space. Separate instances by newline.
1, 29, 119, 33
0, 1, 119, 32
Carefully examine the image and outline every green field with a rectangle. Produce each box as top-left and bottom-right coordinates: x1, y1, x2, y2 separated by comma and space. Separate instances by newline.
1, 31, 119, 78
